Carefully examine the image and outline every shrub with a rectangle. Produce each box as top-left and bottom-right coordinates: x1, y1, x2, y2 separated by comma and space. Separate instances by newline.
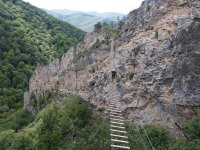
26, 95, 110, 150
104, 37, 110, 45
94, 22, 102, 32
92, 39, 100, 49
9, 133, 34, 150
75, 50, 86, 60
143, 125, 173, 150
0, 130, 15, 150
169, 140, 200, 150
132, 47, 140, 56
0, 109, 34, 132
182, 117, 200, 140
128, 72, 135, 80
113, 29, 121, 39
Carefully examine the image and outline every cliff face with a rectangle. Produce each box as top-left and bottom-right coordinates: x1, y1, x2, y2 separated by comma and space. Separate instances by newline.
24, 0, 200, 136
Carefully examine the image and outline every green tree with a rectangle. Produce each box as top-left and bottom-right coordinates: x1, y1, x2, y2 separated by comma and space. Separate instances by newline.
9, 133, 34, 150
0, 130, 15, 150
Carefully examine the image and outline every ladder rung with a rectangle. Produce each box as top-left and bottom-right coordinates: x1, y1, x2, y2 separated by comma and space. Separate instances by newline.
109, 103, 121, 107
110, 115, 123, 119
109, 104, 121, 106
110, 125, 125, 129
109, 105, 121, 108
108, 107, 121, 110
111, 129, 127, 133
110, 100, 120, 102
111, 139, 129, 144
109, 109, 122, 112
110, 100, 121, 104
110, 112, 122, 116
110, 134, 128, 138
109, 109, 122, 113
110, 103, 121, 105
111, 144, 130, 149
110, 118, 124, 122
110, 121, 124, 125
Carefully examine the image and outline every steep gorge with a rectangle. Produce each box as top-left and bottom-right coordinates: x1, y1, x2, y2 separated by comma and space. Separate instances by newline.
24, 0, 200, 137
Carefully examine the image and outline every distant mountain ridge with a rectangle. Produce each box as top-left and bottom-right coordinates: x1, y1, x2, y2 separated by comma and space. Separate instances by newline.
44, 9, 125, 32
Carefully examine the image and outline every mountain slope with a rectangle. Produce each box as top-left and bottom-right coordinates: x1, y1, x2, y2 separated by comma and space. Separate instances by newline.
0, 0, 85, 111
26, 0, 200, 137
45, 9, 125, 32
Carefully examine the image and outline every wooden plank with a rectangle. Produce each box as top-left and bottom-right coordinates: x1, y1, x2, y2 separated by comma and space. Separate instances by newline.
111, 144, 130, 149
110, 134, 128, 138
110, 121, 124, 125
110, 129, 127, 133
110, 118, 124, 122
111, 139, 129, 144
110, 125, 125, 129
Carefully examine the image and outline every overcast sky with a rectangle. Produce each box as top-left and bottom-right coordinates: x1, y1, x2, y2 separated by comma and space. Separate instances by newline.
23, 0, 144, 14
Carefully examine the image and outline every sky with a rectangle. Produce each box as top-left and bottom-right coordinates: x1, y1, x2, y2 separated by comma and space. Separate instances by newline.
23, 0, 144, 14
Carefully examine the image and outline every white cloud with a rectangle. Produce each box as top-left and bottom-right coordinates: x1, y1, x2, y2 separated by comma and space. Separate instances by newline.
22, 0, 144, 14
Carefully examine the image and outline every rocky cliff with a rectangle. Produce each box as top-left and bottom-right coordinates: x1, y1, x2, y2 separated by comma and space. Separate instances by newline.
24, 0, 200, 137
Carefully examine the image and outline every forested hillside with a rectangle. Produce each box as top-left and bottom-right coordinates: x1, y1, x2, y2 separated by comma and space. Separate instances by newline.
0, 96, 111, 150
0, 0, 85, 111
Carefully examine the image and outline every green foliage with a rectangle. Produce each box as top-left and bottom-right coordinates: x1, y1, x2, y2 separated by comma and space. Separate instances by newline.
92, 39, 100, 49
126, 124, 152, 150
0, 0, 84, 111
128, 121, 200, 150
0, 108, 34, 132
9, 132, 34, 150
0, 97, 200, 150
103, 35, 111, 45
143, 124, 173, 150
117, 16, 124, 29
128, 72, 135, 80
94, 22, 102, 32
113, 29, 121, 39
24, 96, 110, 150
182, 117, 200, 140
0, 130, 34, 150
132, 47, 140, 56
75, 50, 86, 60
0, 130, 15, 150
169, 140, 200, 150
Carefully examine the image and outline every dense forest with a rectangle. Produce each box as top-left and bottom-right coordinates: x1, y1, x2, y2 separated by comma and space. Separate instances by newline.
0, 0, 85, 111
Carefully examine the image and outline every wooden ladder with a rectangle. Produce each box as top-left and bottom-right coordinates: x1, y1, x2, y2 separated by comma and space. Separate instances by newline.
108, 88, 130, 150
